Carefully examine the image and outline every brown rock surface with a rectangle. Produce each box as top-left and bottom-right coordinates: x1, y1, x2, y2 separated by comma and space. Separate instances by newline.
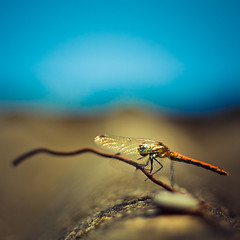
0, 108, 239, 240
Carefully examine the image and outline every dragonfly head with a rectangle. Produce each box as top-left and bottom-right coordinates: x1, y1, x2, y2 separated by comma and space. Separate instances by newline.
138, 144, 149, 156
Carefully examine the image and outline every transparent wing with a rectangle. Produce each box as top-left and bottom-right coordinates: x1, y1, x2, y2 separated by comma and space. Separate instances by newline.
94, 134, 157, 156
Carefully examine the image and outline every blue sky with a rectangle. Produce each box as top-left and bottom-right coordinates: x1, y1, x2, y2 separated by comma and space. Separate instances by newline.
0, 0, 240, 114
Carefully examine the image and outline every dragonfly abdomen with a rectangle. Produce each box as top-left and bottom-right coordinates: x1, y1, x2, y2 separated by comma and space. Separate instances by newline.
169, 151, 229, 176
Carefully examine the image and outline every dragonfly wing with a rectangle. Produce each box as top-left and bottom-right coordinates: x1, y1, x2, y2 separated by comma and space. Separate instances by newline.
95, 134, 156, 156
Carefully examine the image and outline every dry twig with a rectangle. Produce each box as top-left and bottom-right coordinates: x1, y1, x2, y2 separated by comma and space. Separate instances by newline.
12, 147, 177, 192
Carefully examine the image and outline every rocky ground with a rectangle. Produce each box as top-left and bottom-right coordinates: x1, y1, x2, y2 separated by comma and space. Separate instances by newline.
0, 108, 239, 240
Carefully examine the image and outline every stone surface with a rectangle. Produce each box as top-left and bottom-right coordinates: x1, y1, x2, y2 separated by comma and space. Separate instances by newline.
0, 109, 239, 240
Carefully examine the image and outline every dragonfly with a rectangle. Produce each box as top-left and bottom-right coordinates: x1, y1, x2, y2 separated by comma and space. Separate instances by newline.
95, 134, 229, 177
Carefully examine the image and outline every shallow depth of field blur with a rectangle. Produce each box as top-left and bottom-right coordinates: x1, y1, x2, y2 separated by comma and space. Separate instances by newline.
0, 1, 240, 240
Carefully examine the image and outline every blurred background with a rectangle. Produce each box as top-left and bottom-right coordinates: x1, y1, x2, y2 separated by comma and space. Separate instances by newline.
1, 0, 240, 114
0, 1, 240, 240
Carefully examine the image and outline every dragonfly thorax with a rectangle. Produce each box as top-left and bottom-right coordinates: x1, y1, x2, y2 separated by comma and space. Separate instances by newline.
138, 142, 169, 157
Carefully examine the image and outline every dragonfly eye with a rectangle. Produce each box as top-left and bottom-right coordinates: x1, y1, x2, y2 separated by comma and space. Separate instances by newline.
138, 144, 148, 156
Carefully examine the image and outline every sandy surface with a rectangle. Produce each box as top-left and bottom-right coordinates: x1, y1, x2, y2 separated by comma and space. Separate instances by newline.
0, 108, 239, 240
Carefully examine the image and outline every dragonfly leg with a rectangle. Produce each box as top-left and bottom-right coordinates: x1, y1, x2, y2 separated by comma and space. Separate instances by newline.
145, 157, 163, 181
149, 156, 154, 173
137, 156, 146, 160
137, 155, 150, 167
151, 157, 163, 176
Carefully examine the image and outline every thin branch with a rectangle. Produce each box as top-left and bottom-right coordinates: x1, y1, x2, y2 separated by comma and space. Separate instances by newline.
12, 147, 177, 192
